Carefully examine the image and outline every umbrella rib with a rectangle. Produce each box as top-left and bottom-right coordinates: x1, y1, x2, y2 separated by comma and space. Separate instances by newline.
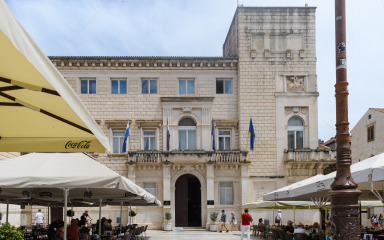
0, 91, 92, 135
0, 77, 60, 96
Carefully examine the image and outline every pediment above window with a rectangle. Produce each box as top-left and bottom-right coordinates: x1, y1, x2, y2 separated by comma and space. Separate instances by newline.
105, 119, 131, 128
136, 120, 162, 128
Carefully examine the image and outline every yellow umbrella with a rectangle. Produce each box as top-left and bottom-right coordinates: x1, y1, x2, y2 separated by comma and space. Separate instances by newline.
0, 0, 110, 152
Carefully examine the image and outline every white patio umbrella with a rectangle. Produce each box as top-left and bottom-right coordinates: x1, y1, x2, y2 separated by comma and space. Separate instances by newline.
263, 152, 384, 202
0, 153, 161, 239
0, 0, 110, 152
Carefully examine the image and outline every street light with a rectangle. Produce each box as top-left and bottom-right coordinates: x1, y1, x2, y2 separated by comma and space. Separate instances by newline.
329, 0, 361, 239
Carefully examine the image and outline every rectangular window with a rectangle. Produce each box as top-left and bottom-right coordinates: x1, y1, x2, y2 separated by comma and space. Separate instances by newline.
218, 130, 231, 150
142, 79, 157, 94
216, 79, 232, 94
178, 129, 196, 150
143, 130, 156, 150
112, 131, 125, 153
179, 79, 195, 94
80, 79, 96, 94
368, 125, 375, 142
111, 79, 127, 94
220, 182, 233, 205
143, 182, 156, 197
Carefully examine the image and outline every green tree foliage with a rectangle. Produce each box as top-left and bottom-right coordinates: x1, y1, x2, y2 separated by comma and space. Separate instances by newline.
0, 222, 24, 240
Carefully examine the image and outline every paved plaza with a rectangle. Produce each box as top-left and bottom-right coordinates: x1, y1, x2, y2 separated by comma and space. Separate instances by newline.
145, 229, 263, 240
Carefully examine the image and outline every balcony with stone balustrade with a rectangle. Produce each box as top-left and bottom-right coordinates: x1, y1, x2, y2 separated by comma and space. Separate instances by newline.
284, 149, 336, 176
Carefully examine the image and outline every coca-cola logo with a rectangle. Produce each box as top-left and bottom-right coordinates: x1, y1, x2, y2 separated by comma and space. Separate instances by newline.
65, 141, 91, 149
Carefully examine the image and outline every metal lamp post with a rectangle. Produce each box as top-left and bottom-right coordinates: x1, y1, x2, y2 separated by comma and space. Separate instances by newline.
328, 0, 361, 239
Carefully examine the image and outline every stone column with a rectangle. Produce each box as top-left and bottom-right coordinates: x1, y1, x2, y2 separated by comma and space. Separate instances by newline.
162, 165, 172, 226
206, 164, 215, 228
127, 165, 136, 183
241, 164, 249, 205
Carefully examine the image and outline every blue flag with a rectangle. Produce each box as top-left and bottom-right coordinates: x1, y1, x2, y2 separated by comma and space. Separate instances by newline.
122, 121, 130, 153
211, 120, 216, 152
249, 118, 255, 151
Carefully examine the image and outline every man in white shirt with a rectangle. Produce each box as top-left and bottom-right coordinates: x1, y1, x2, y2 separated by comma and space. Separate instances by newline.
294, 222, 310, 236
35, 209, 44, 227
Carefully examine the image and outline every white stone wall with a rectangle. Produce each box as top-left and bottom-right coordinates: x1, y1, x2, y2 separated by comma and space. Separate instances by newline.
351, 109, 384, 163
223, 7, 318, 197
47, 6, 319, 229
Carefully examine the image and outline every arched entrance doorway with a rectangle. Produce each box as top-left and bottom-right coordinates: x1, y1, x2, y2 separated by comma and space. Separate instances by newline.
175, 174, 201, 227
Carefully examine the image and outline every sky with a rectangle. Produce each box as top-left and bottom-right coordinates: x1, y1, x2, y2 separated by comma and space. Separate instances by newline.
4, 0, 384, 142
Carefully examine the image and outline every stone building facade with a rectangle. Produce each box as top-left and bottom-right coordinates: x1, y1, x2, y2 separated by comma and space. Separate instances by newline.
48, 6, 335, 229
351, 108, 384, 163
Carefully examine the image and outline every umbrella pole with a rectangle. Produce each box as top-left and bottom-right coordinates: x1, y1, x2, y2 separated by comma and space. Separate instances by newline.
6, 198, 9, 223
99, 198, 102, 236
272, 208, 275, 225
120, 202, 123, 227
293, 207, 296, 224
48, 203, 50, 225
63, 188, 69, 240
129, 205, 132, 225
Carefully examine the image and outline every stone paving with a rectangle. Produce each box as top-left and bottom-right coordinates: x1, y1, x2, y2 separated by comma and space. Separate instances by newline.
145, 230, 263, 240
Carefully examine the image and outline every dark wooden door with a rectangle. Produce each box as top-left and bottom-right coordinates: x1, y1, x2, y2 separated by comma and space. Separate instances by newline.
50, 207, 63, 223
175, 175, 189, 227
175, 174, 201, 227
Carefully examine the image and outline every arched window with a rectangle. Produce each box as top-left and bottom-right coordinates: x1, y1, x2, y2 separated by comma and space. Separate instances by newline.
178, 117, 196, 150
287, 117, 304, 149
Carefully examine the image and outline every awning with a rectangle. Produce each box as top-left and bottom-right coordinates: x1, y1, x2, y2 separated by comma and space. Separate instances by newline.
0, 0, 110, 152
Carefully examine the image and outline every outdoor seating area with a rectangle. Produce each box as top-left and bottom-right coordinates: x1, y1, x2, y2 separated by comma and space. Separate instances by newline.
20, 223, 149, 240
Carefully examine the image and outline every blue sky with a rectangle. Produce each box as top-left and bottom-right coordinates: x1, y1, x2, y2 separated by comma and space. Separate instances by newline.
4, 0, 384, 142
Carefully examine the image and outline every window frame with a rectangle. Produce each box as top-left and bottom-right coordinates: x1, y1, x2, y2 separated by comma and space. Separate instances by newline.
112, 129, 126, 154
287, 116, 305, 149
216, 79, 232, 94
218, 129, 231, 150
178, 118, 197, 150
367, 125, 375, 142
141, 79, 158, 94
80, 79, 96, 94
178, 79, 195, 94
141, 128, 158, 150
219, 182, 233, 205
111, 78, 127, 94
143, 182, 157, 197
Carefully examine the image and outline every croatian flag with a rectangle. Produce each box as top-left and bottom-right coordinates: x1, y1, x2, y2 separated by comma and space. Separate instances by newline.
122, 121, 130, 153
211, 120, 216, 152
166, 119, 170, 151
249, 118, 255, 151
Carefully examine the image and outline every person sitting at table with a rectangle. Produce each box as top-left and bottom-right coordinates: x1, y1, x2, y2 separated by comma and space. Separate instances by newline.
101, 217, 110, 234
67, 219, 80, 240
285, 220, 294, 235
309, 222, 323, 240
325, 222, 332, 240
294, 222, 310, 236
48, 218, 60, 240
257, 218, 265, 238
78, 216, 87, 227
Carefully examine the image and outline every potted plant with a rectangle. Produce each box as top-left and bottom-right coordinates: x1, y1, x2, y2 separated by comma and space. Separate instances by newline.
163, 212, 172, 231
209, 212, 218, 232
0, 222, 24, 240
129, 210, 137, 225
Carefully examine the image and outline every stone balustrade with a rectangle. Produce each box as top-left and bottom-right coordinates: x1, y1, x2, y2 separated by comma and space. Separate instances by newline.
284, 149, 336, 163
126, 151, 248, 165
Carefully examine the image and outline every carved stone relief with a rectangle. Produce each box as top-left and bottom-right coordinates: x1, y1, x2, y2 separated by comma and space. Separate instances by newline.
285, 107, 308, 115
287, 76, 305, 92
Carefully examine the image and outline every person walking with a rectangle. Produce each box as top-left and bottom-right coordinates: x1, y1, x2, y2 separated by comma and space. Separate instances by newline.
219, 210, 229, 233
35, 209, 44, 227
230, 212, 238, 232
240, 208, 253, 240
275, 209, 282, 226
379, 213, 384, 227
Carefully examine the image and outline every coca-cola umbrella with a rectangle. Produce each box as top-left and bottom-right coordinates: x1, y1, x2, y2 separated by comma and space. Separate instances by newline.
0, 153, 161, 239
0, 0, 110, 152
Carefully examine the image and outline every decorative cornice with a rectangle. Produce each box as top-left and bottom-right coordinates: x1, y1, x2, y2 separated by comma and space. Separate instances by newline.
161, 97, 214, 102
135, 120, 162, 127
49, 56, 238, 70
